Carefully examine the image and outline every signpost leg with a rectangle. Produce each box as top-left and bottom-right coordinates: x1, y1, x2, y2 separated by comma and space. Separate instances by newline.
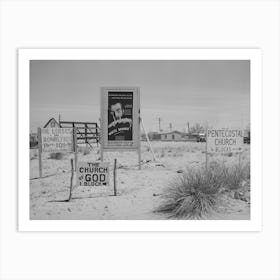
37, 127, 43, 178
113, 158, 117, 196
138, 145, 141, 170
73, 128, 78, 171
238, 152, 241, 169
100, 147, 104, 162
68, 159, 74, 201
205, 126, 208, 171
140, 118, 157, 162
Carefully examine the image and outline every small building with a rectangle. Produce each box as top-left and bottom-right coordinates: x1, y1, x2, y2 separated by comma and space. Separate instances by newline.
148, 132, 161, 141
160, 130, 187, 141
141, 131, 161, 141
43, 117, 61, 128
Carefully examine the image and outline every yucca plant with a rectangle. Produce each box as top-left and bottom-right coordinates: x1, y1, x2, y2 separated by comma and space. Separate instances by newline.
156, 165, 225, 219
222, 162, 250, 190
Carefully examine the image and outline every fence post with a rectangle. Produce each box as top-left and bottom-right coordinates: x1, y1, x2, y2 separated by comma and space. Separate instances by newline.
113, 158, 117, 196
37, 127, 43, 178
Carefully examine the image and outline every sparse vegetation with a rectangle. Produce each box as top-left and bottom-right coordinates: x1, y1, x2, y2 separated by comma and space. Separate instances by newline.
222, 162, 250, 190
156, 161, 250, 219
30, 139, 250, 220
30, 149, 38, 160
156, 166, 225, 219
49, 152, 64, 160
153, 142, 203, 158
77, 145, 91, 155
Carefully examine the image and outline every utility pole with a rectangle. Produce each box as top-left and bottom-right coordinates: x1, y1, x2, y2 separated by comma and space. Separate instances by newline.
157, 117, 162, 132
169, 123, 172, 131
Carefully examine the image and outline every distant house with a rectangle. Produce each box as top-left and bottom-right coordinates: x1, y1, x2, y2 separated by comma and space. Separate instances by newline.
160, 130, 187, 141
159, 131, 207, 142
148, 132, 161, 141
43, 117, 61, 128
189, 132, 206, 142
141, 131, 161, 141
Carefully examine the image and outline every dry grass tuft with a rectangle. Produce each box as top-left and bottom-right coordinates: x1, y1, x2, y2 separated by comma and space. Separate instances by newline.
49, 152, 64, 160
156, 161, 250, 219
77, 145, 91, 155
156, 165, 225, 219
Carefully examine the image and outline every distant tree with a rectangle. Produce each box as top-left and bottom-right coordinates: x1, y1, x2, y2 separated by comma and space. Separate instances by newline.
188, 123, 205, 134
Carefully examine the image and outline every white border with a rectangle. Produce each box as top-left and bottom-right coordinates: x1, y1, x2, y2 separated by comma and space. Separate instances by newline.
18, 49, 262, 231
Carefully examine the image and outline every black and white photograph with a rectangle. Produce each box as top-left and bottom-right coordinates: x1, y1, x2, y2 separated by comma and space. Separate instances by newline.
27, 55, 254, 222
2, 1, 279, 279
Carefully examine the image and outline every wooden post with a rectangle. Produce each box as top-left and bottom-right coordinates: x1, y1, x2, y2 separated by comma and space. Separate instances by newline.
138, 114, 141, 170
238, 152, 242, 169
85, 123, 88, 146
100, 123, 103, 161
73, 128, 78, 171
100, 147, 104, 162
96, 123, 99, 147
68, 159, 74, 201
205, 126, 208, 171
113, 158, 117, 196
138, 145, 141, 170
37, 127, 43, 178
140, 118, 157, 162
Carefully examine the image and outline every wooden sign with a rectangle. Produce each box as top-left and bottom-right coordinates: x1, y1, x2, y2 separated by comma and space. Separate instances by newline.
37, 127, 77, 178
77, 162, 109, 186
207, 128, 243, 153
41, 128, 74, 153
100, 87, 140, 151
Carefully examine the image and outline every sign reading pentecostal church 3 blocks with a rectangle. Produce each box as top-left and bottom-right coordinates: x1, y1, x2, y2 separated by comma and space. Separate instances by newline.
41, 128, 74, 153
100, 87, 140, 150
207, 128, 244, 153
77, 162, 109, 186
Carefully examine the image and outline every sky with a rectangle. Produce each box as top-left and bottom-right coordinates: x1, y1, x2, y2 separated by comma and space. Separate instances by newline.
30, 60, 250, 132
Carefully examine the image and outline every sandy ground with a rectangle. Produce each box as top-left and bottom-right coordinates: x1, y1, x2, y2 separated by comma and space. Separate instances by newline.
30, 141, 250, 220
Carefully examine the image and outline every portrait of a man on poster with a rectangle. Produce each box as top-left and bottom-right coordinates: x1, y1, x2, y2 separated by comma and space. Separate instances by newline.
107, 92, 133, 141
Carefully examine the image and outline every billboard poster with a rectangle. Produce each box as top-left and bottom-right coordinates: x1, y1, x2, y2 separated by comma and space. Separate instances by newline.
207, 128, 244, 153
108, 91, 133, 142
101, 87, 140, 150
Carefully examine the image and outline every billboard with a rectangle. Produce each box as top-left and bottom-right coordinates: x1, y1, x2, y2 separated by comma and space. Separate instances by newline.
77, 162, 109, 187
40, 128, 74, 153
207, 128, 244, 153
100, 87, 140, 150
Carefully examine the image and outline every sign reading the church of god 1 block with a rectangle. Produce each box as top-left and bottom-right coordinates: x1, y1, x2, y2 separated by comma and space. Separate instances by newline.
207, 128, 244, 153
77, 162, 109, 186
41, 128, 74, 153
100, 87, 140, 150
